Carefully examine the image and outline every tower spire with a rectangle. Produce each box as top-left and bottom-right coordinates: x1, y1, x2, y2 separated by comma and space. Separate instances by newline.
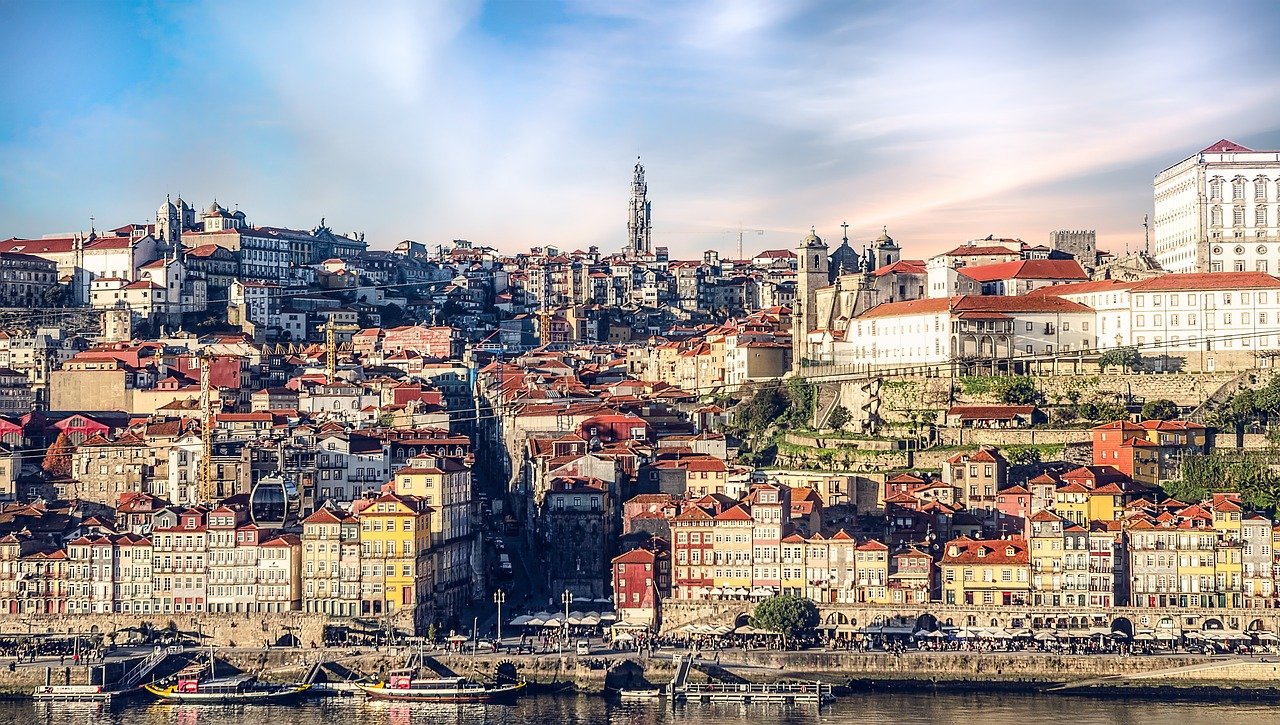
627, 158, 652, 258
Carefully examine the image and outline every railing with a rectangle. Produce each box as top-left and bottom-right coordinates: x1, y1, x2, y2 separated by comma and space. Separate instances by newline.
119, 648, 172, 690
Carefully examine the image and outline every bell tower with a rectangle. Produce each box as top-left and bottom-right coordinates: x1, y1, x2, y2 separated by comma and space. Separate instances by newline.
792, 228, 829, 369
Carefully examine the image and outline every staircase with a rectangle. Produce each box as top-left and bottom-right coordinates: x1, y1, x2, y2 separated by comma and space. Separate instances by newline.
1188, 371, 1252, 423
668, 654, 692, 695
118, 649, 172, 690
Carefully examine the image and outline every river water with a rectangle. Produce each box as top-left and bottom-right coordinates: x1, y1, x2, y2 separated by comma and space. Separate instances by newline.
3, 692, 1272, 725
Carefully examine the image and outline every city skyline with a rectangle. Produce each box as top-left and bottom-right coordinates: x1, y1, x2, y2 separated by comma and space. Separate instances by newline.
4, 1, 1280, 257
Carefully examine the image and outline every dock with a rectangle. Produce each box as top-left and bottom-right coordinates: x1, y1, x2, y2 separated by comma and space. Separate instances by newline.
665, 655, 831, 704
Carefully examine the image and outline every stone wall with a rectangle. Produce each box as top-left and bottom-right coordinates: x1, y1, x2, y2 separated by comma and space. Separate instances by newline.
660, 600, 1280, 635
0, 611, 386, 649
936, 428, 1093, 447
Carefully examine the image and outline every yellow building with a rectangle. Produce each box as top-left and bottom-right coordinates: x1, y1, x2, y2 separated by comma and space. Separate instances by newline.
1028, 510, 1065, 605
393, 455, 474, 618
941, 536, 1030, 606
354, 492, 433, 625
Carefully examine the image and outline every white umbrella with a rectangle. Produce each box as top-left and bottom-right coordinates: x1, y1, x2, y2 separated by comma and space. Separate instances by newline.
543, 617, 563, 627
509, 615, 533, 626
1133, 633, 1155, 641
734, 625, 757, 635
1154, 631, 1179, 641
1183, 631, 1203, 640
612, 632, 635, 642
524, 616, 545, 626
567, 615, 583, 626
1254, 632, 1279, 641
1033, 631, 1057, 642
582, 613, 601, 626
599, 612, 617, 621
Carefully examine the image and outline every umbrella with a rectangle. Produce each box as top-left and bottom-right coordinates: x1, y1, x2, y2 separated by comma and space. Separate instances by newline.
593, 597, 612, 604
509, 615, 533, 627
567, 615, 583, 626
917, 630, 947, 639
1154, 631, 1179, 641
1133, 633, 1155, 642
1219, 631, 1250, 640
1008, 628, 1034, 638
582, 614, 601, 626
1183, 631, 1203, 640
734, 625, 757, 635
1254, 632, 1279, 641
612, 632, 635, 642
953, 627, 977, 639
599, 612, 617, 621
447, 634, 468, 642
524, 617, 545, 627
1033, 631, 1057, 642
543, 617, 563, 627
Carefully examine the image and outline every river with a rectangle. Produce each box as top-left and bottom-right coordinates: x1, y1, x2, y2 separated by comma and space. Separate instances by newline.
2, 692, 1274, 724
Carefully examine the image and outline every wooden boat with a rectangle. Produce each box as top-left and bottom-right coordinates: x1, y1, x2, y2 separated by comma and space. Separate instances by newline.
144, 674, 311, 704
356, 675, 525, 703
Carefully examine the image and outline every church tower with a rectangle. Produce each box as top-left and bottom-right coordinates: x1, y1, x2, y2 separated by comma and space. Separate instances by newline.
874, 227, 900, 270
792, 228, 829, 368
626, 158, 652, 257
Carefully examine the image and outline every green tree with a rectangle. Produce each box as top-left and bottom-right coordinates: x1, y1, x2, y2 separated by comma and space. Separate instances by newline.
749, 594, 819, 646
827, 405, 851, 431
1098, 346, 1142, 372
42, 431, 73, 478
999, 378, 1042, 406
1004, 445, 1042, 467
1141, 399, 1180, 421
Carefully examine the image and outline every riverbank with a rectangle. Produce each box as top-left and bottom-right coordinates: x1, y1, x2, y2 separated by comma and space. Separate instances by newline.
4, 647, 1280, 701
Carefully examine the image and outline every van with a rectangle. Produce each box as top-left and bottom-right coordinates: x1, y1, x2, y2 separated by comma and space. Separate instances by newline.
575, 640, 590, 656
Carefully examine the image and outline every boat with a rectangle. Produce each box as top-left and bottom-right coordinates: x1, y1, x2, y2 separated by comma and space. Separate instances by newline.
144, 674, 311, 704
356, 675, 525, 703
617, 687, 664, 701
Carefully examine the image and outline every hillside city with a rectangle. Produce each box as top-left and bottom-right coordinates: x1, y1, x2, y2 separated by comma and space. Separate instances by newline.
4, 140, 1280, 649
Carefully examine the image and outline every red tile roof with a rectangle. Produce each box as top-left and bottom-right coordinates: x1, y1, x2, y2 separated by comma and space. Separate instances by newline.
1128, 272, 1280, 292
958, 259, 1088, 283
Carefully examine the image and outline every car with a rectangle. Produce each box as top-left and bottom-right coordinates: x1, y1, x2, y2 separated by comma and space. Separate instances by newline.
575, 640, 590, 656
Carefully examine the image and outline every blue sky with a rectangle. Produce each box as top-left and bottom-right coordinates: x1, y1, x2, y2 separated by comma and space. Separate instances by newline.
3, 0, 1280, 259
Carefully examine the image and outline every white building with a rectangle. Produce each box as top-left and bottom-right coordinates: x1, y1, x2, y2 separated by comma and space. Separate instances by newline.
1027, 279, 1135, 350
925, 242, 1021, 298
828, 295, 1096, 373
1153, 139, 1280, 274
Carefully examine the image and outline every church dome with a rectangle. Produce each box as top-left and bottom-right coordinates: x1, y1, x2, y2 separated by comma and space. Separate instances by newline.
800, 227, 826, 248
206, 201, 223, 215
876, 228, 897, 247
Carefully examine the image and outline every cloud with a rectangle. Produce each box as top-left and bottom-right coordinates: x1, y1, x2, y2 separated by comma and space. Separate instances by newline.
2, 0, 1279, 260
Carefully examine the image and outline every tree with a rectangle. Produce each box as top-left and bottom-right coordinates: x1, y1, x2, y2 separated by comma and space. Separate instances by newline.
1004, 445, 1042, 467
827, 405, 851, 431
749, 594, 819, 646
1141, 399, 1180, 421
42, 432, 73, 478
1098, 346, 1142, 372
999, 378, 1042, 406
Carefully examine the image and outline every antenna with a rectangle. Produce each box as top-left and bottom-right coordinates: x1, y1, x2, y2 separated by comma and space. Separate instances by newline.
723, 224, 764, 261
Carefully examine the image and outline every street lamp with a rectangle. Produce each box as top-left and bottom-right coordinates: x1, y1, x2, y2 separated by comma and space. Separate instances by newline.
560, 589, 573, 655
493, 590, 506, 648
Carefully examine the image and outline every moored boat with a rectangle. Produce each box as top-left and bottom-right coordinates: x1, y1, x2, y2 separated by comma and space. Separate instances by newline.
356, 675, 524, 703
617, 687, 663, 701
144, 674, 311, 704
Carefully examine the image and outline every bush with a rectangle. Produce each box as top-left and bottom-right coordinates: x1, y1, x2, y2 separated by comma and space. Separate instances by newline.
828, 405, 851, 431
1141, 399, 1179, 421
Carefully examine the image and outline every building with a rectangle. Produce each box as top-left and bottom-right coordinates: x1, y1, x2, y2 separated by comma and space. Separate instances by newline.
352, 492, 433, 625
611, 545, 670, 628
391, 455, 474, 618
1153, 139, 1280, 274
0, 253, 57, 307
626, 160, 652, 258
301, 507, 362, 617
941, 536, 1030, 606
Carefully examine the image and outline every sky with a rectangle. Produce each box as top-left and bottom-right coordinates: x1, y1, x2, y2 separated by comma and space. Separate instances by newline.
3, 0, 1280, 260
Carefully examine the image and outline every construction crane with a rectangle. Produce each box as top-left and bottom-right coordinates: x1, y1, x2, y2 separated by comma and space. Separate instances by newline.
724, 224, 764, 262
324, 316, 360, 384
197, 352, 215, 504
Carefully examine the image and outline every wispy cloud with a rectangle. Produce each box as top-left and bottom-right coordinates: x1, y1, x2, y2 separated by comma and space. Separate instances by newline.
1, 0, 1279, 258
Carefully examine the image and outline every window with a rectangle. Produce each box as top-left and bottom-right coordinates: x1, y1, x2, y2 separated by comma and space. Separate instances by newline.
1258, 207, 1269, 226
1210, 178, 1222, 200
1211, 206, 1223, 226
1234, 178, 1246, 201
1234, 206, 1246, 227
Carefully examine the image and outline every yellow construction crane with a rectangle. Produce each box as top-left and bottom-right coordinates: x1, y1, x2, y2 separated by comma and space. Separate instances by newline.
198, 352, 215, 504
324, 316, 359, 384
